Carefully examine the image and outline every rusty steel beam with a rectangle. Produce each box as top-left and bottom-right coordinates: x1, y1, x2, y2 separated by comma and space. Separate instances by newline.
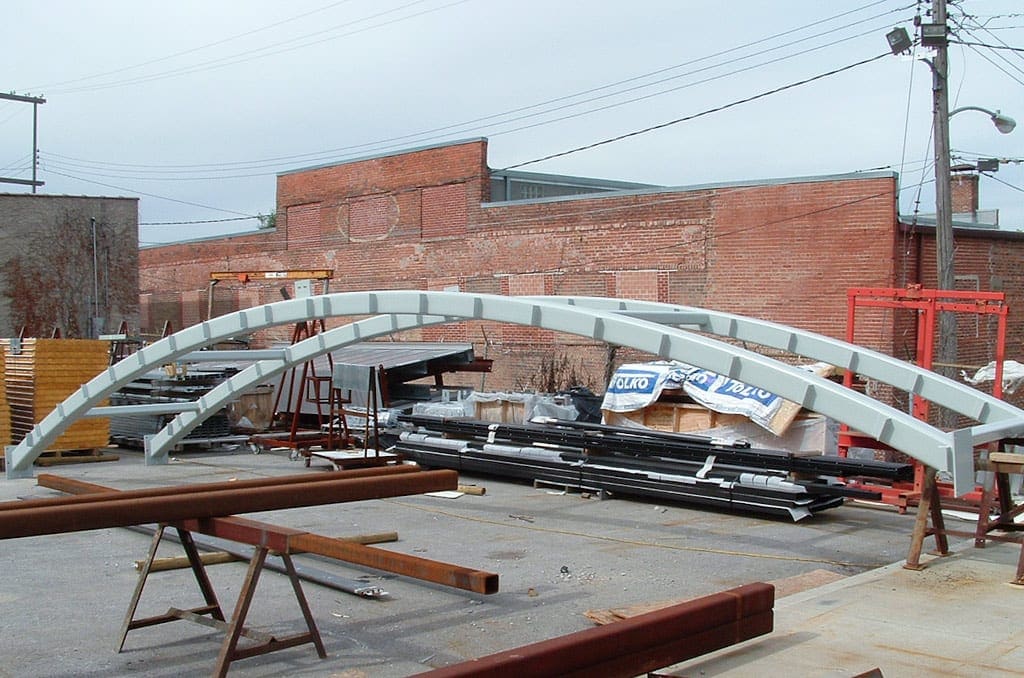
170, 516, 499, 595
9, 466, 419, 512
423, 583, 774, 677
288, 532, 499, 595
38, 475, 501, 595
0, 470, 458, 540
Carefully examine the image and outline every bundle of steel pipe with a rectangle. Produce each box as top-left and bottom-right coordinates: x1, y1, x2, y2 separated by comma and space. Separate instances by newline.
398, 414, 912, 480
423, 582, 774, 677
394, 435, 841, 520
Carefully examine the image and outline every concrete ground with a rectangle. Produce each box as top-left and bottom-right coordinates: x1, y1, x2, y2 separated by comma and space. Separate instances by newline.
0, 446, 1019, 677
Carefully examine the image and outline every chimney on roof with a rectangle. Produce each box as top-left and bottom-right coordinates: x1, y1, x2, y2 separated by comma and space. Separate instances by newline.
950, 165, 979, 216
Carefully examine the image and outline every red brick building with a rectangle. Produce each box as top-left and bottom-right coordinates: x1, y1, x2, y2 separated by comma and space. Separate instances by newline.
139, 138, 1024, 395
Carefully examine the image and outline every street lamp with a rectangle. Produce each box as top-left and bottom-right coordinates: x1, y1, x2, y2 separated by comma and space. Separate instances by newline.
950, 106, 1017, 135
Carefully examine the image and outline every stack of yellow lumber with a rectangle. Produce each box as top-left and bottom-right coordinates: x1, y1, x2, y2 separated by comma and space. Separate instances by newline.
0, 351, 9, 451
2, 339, 110, 452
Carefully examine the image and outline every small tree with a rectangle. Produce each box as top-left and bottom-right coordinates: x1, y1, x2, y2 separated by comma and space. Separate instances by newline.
257, 212, 277, 230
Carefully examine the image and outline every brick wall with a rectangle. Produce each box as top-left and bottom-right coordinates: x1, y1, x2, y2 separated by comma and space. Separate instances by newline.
138, 139, 1024, 393
0, 194, 139, 338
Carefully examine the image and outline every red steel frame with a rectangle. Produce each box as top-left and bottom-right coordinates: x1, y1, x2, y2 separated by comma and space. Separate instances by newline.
839, 285, 1009, 511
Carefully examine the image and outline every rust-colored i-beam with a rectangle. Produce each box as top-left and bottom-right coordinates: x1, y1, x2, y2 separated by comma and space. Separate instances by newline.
32, 471, 500, 595
424, 583, 775, 678
5, 466, 420, 512
0, 470, 458, 540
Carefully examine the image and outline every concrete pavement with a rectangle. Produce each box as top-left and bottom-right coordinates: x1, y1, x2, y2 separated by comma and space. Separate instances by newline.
0, 447, 1020, 677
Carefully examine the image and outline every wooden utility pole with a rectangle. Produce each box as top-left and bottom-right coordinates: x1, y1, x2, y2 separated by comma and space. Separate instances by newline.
929, 0, 958, 405
0, 92, 45, 191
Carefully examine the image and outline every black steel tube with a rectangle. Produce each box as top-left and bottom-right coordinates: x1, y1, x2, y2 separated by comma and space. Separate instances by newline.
400, 414, 912, 480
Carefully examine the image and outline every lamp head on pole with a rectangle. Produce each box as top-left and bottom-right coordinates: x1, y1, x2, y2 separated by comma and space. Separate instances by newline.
991, 111, 1016, 135
949, 106, 1017, 134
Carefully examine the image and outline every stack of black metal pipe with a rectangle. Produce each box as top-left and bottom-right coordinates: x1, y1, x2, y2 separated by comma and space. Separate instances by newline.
393, 414, 913, 521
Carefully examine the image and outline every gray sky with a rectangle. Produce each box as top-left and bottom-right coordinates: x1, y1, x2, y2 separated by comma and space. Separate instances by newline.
3, 0, 1022, 245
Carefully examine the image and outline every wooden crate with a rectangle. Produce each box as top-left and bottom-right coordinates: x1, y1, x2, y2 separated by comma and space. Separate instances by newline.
604, 402, 828, 457
2, 338, 110, 452
606, 402, 750, 432
474, 398, 527, 424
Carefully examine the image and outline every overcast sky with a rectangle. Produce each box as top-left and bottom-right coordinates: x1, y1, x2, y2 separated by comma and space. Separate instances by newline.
3, 0, 1022, 245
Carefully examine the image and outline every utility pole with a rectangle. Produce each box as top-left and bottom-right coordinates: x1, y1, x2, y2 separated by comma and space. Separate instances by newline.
0, 91, 45, 191
929, 0, 957, 409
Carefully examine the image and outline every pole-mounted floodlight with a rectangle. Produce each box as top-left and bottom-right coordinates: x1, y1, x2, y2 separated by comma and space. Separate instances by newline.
886, 27, 913, 54
950, 106, 1017, 134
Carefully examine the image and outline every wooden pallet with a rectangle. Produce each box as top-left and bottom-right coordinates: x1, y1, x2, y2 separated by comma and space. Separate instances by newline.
34, 448, 120, 467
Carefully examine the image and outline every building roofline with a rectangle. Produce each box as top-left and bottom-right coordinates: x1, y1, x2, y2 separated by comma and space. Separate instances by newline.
898, 220, 1024, 241
277, 137, 488, 177
489, 168, 660, 191
484, 170, 898, 207
140, 227, 272, 250
0, 192, 139, 202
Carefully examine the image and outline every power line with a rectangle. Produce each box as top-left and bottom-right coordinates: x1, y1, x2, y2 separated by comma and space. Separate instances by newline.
950, 39, 1024, 53
500, 52, 892, 171
139, 216, 260, 226
37, 1, 912, 174
43, 167, 256, 217
24, 0, 360, 92
44, 0, 472, 95
39, 23, 901, 183
982, 171, 1024, 194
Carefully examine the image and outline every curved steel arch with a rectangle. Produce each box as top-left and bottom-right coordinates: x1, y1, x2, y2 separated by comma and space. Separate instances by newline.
531, 296, 1022, 426
5, 291, 1013, 495
145, 313, 452, 464
150, 297, 1024, 474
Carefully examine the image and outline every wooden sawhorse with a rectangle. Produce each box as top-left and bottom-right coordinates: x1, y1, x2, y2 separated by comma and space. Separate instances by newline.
905, 455, 1024, 585
121, 524, 326, 677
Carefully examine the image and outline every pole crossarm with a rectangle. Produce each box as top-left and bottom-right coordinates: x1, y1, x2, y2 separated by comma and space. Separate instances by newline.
8, 292, 1022, 496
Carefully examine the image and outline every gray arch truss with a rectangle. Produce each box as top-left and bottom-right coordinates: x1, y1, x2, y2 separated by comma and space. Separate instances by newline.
6, 291, 1023, 496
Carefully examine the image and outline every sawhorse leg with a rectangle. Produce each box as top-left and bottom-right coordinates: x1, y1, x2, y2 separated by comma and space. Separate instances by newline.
214, 547, 327, 677
904, 467, 950, 570
119, 525, 225, 651
121, 526, 327, 676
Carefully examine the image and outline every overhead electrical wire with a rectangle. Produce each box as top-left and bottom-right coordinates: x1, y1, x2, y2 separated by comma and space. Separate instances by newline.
41, 0, 472, 95
43, 168, 257, 217
35, 1, 933, 231
139, 216, 259, 226
951, 40, 1024, 54
499, 52, 892, 171
982, 172, 1024, 194
24, 0, 361, 92
38, 0, 914, 175
39, 18, 913, 184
